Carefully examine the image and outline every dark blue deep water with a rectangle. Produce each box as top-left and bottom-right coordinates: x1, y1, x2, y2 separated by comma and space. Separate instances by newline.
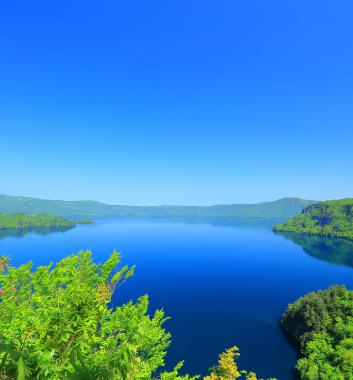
1, 218, 353, 379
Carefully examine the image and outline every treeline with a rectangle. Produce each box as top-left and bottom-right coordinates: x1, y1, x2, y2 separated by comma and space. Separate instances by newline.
273, 198, 353, 240
0, 213, 75, 230
0, 251, 274, 380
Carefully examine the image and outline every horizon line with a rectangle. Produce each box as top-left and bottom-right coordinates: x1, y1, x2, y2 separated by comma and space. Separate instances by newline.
0, 193, 321, 207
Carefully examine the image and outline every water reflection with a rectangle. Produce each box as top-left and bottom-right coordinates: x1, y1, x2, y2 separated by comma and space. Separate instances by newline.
0, 217, 284, 241
0, 226, 75, 240
276, 232, 353, 268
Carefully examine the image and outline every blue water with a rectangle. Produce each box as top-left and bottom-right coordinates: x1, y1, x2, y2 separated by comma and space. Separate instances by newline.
1, 218, 353, 379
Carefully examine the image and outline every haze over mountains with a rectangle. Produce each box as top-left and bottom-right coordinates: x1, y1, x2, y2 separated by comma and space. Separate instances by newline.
0, 194, 315, 220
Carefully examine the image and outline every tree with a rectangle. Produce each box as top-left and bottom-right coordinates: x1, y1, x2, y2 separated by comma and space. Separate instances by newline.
0, 251, 169, 379
204, 347, 241, 380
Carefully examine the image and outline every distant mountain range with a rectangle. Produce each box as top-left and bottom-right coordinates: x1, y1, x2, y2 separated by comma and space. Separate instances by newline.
0, 194, 315, 220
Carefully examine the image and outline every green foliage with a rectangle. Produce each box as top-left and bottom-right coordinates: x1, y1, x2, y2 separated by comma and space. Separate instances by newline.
0, 194, 315, 219
0, 213, 75, 230
274, 198, 353, 240
281, 285, 353, 379
0, 251, 171, 379
160, 362, 199, 380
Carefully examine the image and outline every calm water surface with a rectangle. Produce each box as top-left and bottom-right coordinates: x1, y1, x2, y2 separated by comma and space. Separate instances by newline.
1, 218, 353, 379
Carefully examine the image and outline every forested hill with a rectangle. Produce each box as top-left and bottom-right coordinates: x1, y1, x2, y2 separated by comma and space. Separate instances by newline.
0, 194, 315, 220
0, 213, 75, 230
274, 198, 353, 240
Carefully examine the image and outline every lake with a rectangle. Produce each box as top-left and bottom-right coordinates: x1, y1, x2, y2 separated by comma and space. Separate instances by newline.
1, 218, 353, 379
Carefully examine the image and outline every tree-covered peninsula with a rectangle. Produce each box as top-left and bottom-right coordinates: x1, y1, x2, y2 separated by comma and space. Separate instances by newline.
281, 285, 353, 379
0, 252, 273, 380
0, 212, 75, 230
273, 198, 353, 240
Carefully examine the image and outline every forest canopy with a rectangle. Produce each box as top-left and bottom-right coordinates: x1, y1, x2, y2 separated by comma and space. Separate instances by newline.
281, 285, 353, 379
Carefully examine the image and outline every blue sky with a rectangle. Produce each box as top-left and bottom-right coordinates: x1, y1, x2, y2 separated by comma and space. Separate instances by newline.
0, 0, 352, 205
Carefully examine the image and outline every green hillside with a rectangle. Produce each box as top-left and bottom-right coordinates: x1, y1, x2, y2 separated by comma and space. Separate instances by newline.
274, 198, 353, 240
0, 194, 315, 220
0, 213, 75, 230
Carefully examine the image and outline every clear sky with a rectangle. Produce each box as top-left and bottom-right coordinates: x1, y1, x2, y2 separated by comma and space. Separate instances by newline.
0, 0, 352, 205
